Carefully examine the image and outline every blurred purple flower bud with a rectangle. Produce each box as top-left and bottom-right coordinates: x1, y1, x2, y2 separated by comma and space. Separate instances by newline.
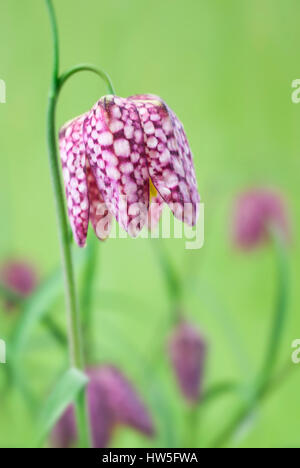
168, 321, 206, 404
50, 405, 78, 449
0, 260, 38, 308
52, 366, 154, 448
51, 373, 113, 448
232, 188, 290, 250
90, 366, 154, 437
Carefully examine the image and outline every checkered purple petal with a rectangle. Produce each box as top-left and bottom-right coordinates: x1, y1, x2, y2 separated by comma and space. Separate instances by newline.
130, 94, 200, 226
83, 96, 150, 237
59, 114, 90, 247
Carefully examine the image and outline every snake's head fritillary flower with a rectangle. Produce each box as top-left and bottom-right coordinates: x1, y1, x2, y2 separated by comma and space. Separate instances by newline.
168, 321, 206, 404
51, 366, 154, 448
59, 95, 200, 246
232, 188, 290, 250
90, 366, 154, 437
50, 405, 79, 449
0, 260, 38, 309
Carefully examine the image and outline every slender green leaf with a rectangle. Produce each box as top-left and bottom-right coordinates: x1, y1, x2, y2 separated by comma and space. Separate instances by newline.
10, 267, 64, 357
202, 380, 240, 406
9, 250, 86, 362
37, 367, 88, 446
0, 282, 22, 304
42, 316, 67, 347
98, 314, 178, 448
6, 266, 67, 408
186, 279, 252, 375
7, 251, 87, 409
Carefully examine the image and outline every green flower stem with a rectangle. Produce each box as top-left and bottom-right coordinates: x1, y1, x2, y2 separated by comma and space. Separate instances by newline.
201, 380, 239, 406
0, 282, 70, 349
45, 0, 87, 448
45, 0, 116, 446
42, 315, 67, 347
210, 364, 289, 449
257, 228, 289, 388
187, 279, 252, 376
55, 57, 116, 368
0, 283, 23, 304
151, 239, 182, 322
47, 73, 90, 447
150, 238, 183, 373
184, 405, 198, 448
211, 229, 289, 448
184, 383, 239, 448
59, 64, 115, 95
81, 233, 99, 360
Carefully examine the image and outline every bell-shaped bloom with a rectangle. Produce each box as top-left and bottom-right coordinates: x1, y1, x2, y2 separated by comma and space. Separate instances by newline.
59, 95, 200, 246
232, 188, 290, 250
51, 366, 154, 448
0, 259, 38, 309
168, 321, 206, 404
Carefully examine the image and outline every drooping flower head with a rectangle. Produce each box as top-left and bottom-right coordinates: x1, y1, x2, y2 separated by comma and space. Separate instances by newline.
0, 259, 38, 308
168, 321, 206, 404
232, 188, 290, 250
59, 95, 200, 246
51, 366, 154, 448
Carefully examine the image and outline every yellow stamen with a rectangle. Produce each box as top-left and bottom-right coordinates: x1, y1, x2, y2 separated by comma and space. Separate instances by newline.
149, 178, 158, 203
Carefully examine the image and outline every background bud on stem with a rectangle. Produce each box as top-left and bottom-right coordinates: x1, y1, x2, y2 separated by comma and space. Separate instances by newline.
168, 320, 206, 404
52, 366, 155, 448
0, 260, 38, 309
232, 188, 290, 250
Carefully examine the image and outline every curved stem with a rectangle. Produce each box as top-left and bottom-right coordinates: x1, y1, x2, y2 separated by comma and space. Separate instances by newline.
211, 230, 289, 448
201, 380, 239, 406
46, 93, 83, 368
45, 0, 90, 448
59, 64, 116, 95
210, 362, 292, 449
257, 228, 289, 387
45, 0, 59, 81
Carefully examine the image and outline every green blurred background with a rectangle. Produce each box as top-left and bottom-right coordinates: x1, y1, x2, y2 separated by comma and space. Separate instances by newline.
0, 0, 300, 448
